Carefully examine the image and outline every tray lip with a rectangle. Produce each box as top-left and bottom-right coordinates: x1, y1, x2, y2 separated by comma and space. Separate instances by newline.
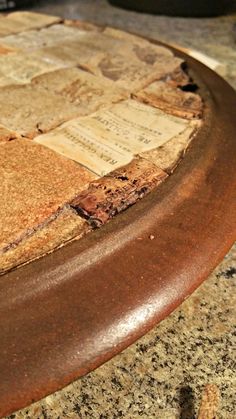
0, 28, 236, 417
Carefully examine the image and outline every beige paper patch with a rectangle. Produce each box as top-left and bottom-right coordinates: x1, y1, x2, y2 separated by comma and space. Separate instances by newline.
0, 50, 68, 86
0, 24, 87, 52
35, 99, 189, 176
64, 19, 102, 32
0, 44, 16, 55
134, 80, 203, 119
32, 67, 128, 115
90, 100, 190, 153
6, 11, 61, 31
0, 70, 15, 87
139, 121, 200, 173
34, 119, 133, 177
0, 26, 182, 90
90, 53, 183, 92
0, 25, 98, 86
34, 42, 105, 70
0, 12, 60, 37
0, 16, 26, 37
0, 83, 81, 138
103, 26, 173, 60
87, 30, 172, 65
0, 67, 127, 139
103, 26, 154, 44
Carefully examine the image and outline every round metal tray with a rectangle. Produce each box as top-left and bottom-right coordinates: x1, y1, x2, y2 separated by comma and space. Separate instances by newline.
0, 39, 236, 417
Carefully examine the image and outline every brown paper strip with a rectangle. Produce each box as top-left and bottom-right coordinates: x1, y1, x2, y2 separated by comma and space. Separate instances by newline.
134, 80, 203, 119
71, 158, 168, 226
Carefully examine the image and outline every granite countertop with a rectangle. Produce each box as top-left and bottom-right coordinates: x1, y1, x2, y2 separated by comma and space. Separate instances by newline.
5, 1, 236, 418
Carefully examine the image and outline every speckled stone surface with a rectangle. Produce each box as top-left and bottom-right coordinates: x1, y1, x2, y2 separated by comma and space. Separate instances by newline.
4, 1, 236, 418
6, 245, 236, 419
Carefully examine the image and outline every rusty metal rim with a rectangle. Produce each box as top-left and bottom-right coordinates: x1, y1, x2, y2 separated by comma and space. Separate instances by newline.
0, 43, 236, 417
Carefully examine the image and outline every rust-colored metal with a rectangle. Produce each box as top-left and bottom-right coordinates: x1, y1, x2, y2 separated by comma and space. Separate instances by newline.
0, 42, 236, 417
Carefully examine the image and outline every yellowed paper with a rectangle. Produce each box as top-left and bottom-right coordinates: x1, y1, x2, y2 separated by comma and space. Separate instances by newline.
35, 99, 189, 175
0, 12, 60, 37
89, 100, 190, 153
0, 24, 87, 52
32, 67, 127, 115
104, 26, 151, 44
104, 26, 172, 57
0, 16, 26, 37
0, 25, 182, 91
0, 37, 106, 86
91, 53, 183, 92
34, 119, 133, 177
139, 121, 200, 173
0, 50, 69, 86
0, 44, 16, 55
0, 70, 15, 87
134, 80, 203, 119
64, 19, 102, 32
6, 11, 61, 31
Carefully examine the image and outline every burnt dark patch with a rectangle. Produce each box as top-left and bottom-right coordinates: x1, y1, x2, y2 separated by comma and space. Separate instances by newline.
116, 175, 128, 181
217, 266, 236, 279
179, 385, 195, 419
179, 83, 198, 92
